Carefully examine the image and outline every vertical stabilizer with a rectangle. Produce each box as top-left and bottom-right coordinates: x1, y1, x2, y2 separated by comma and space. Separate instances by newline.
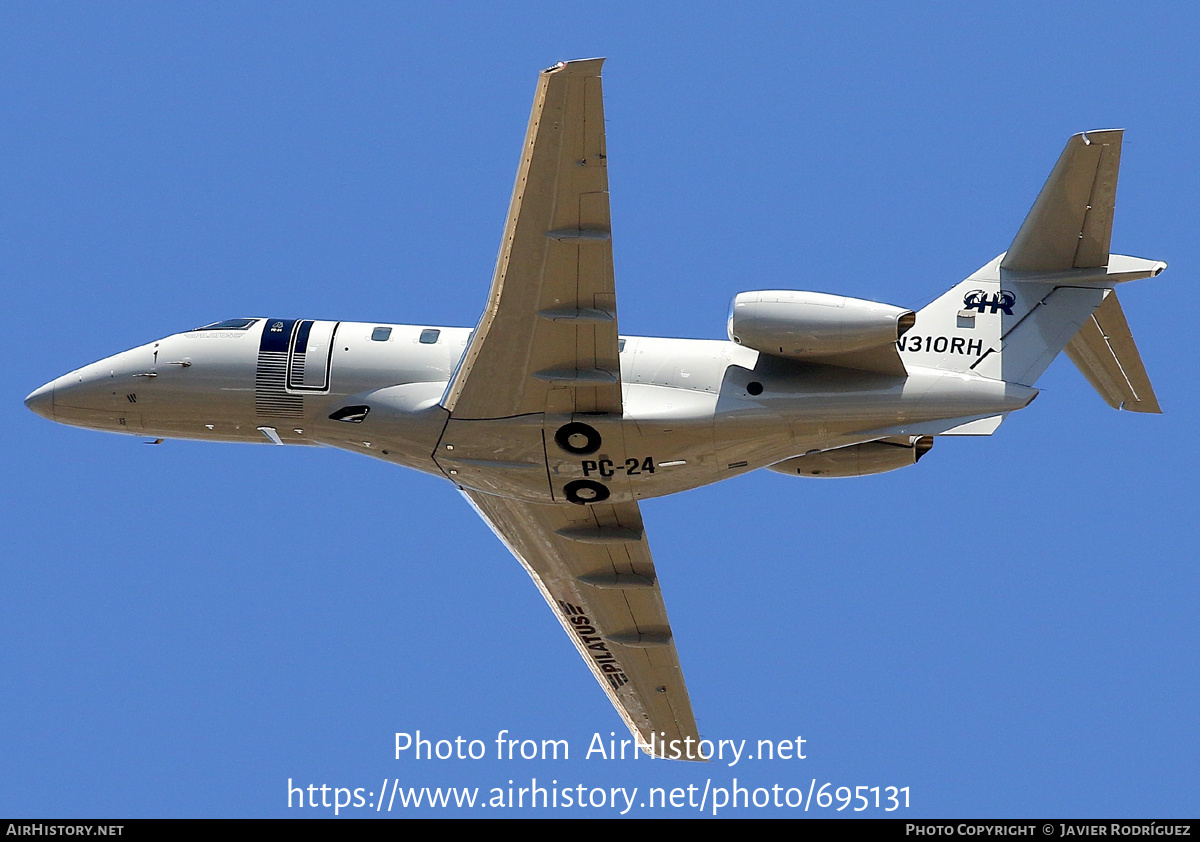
901, 130, 1163, 408
899, 258, 1106, 386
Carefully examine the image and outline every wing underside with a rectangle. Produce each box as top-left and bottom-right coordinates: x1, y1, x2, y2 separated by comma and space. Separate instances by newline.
441, 59, 701, 758
443, 58, 622, 420
462, 490, 701, 758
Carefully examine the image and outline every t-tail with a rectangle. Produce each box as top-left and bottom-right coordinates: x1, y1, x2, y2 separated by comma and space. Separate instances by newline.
900, 129, 1164, 414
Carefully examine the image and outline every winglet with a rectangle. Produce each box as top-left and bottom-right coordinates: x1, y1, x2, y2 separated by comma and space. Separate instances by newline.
1002, 130, 1123, 273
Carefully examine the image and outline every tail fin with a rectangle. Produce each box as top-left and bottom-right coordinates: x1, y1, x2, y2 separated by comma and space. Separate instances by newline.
899, 130, 1165, 405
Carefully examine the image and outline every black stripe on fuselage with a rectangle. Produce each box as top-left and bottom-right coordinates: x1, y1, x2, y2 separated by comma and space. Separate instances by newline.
256, 319, 304, 418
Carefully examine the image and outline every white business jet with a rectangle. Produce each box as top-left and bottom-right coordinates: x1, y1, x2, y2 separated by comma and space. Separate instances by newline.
25, 59, 1163, 760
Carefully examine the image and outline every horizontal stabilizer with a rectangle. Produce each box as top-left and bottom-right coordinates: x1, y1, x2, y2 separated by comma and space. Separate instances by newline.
1065, 291, 1161, 413
1002, 130, 1122, 273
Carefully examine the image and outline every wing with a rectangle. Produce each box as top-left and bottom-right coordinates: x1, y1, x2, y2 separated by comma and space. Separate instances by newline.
443, 58, 621, 420
441, 59, 700, 757
462, 489, 702, 759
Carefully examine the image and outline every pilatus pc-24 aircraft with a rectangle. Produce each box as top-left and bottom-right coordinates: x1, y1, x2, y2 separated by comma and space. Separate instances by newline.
26, 59, 1164, 760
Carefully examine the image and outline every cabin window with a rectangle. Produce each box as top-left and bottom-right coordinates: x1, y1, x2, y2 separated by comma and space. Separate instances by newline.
419, 328, 440, 344
371, 327, 392, 341
191, 318, 259, 331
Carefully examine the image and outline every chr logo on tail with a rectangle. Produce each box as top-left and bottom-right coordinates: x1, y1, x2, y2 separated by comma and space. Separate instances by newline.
963, 289, 1015, 315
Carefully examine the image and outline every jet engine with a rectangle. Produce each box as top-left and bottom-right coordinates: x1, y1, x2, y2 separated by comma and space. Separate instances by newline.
728, 290, 915, 360
768, 436, 933, 478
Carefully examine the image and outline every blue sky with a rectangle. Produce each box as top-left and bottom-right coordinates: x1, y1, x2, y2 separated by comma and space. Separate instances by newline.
3, 2, 1197, 818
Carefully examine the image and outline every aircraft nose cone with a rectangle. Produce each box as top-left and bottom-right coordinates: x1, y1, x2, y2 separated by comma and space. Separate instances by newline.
24, 381, 55, 421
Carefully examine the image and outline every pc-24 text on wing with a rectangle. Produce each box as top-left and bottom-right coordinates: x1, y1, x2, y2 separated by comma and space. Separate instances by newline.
25, 59, 1164, 760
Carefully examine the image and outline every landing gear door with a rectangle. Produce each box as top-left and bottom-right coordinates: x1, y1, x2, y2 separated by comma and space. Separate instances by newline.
287, 320, 339, 393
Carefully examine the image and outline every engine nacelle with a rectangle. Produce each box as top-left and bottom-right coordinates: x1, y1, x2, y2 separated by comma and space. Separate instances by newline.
767, 436, 933, 478
727, 290, 915, 360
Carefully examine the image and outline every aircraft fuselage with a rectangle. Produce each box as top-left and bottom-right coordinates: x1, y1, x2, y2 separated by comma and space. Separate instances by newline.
26, 317, 1035, 504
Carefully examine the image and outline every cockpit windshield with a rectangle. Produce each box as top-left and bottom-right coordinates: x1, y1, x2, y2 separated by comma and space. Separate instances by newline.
190, 318, 260, 331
